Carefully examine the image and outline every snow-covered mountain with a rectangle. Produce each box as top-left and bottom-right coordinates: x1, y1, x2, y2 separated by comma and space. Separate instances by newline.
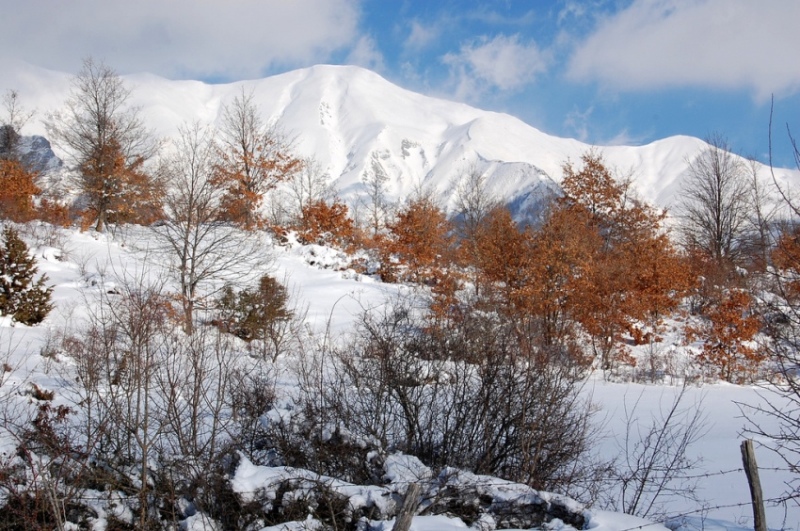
4, 62, 798, 215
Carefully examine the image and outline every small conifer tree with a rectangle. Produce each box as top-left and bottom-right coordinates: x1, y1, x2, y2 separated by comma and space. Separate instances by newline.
0, 226, 53, 324
216, 275, 292, 342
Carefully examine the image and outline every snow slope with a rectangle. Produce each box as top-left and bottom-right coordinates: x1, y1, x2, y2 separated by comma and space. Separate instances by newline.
4, 61, 798, 218
0, 225, 793, 530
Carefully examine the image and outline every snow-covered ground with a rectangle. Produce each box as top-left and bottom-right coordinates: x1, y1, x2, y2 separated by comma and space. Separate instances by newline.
0, 224, 796, 530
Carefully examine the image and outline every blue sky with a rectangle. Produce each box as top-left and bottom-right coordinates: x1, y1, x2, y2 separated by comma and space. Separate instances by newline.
1, 0, 799, 166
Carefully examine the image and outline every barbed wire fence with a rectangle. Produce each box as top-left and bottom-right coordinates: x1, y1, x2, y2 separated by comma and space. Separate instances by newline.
5, 437, 797, 530
34, 453, 796, 528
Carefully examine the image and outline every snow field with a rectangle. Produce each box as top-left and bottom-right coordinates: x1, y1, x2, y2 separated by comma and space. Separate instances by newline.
0, 224, 794, 529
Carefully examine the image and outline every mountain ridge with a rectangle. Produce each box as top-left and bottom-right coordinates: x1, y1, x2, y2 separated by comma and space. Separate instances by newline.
3, 62, 797, 216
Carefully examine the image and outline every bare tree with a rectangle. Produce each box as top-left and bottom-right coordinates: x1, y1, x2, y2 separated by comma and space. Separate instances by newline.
62, 270, 251, 527
292, 295, 598, 495
265, 157, 332, 227
153, 325, 237, 477
0, 89, 35, 161
740, 157, 778, 270
452, 165, 496, 243
286, 157, 332, 221
744, 118, 800, 505
62, 271, 170, 527
452, 166, 497, 293
46, 57, 160, 231
153, 122, 270, 333
359, 156, 392, 237
679, 134, 751, 266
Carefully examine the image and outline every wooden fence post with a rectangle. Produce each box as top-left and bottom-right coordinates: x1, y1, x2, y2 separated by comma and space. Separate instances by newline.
393, 482, 422, 531
740, 439, 767, 531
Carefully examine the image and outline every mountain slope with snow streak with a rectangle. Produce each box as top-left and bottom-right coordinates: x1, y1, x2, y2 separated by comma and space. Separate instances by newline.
5, 62, 797, 218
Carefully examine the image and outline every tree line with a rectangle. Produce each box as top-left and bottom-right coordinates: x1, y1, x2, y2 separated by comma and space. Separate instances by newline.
0, 59, 782, 383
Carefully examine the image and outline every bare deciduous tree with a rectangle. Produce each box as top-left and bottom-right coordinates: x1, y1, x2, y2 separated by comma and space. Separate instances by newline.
287, 157, 332, 220
65, 271, 170, 528
452, 166, 497, 294
609, 386, 707, 519
64, 270, 253, 527
1, 89, 35, 161
452, 166, 496, 243
741, 156, 779, 270
679, 134, 751, 266
153, 122, 269, 333
359, 156, 392, 237
744, 119, 800, 505
292, 295, 598, 495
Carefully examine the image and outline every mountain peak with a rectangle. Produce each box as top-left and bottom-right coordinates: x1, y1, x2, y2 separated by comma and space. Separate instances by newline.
5, 63, 797, 217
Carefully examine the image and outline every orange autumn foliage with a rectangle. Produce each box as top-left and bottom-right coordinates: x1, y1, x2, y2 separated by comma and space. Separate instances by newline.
37, 199, 71, 227
689, 290, 762, 382
463, 152, 689, 370
472, 206, 532, 303
213, 144, 302, 229
560, 150, 623, 225
552, 152, 691, 369
0, 159, 40, 222
771, 226, 800, 302
526, 206, 599, 349
463, 205, 592, 366
381, 196, 455, 285
78, 137, 163, 230
212, 91, 304, 230
297, 199, 358, 249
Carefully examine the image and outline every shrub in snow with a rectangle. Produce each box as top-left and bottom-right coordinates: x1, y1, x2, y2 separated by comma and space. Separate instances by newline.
0, 226, 52, 324
291, 296, 597, 498
215, 275, 294, 360
296, 198, 358, 249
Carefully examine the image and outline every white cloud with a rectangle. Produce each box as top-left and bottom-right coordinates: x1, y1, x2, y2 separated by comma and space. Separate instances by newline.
564, 105, 594, 142
443, 34, 549, 100
602, 129, 643, 147
557, 1, 590, 25
346, 35, 385, 73
405, 20, 438, 51
566, 0, 800, 100
0, 0, 360, 80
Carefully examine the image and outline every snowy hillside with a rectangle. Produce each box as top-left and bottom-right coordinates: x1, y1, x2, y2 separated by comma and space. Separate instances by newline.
0, 223, 790, 531
4, 61, 798, 216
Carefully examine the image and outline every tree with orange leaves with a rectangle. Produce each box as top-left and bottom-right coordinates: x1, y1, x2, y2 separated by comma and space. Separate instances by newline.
2, 91, 71, 226
46, 58, 160, 232
771, 226, 800, 302
381, 195, 455, 285
560, 150, 624, 227
472, 206, 532, 304
76, 137, 164, 228
526, 205, 599, 353
556, 151, 690, 369
214, 89, 303, 229
690, 289, 762, 382
464, 204, 592, 366
627, 231, 694, 337
297, 198, 358, 249
0, 159, 40, 222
